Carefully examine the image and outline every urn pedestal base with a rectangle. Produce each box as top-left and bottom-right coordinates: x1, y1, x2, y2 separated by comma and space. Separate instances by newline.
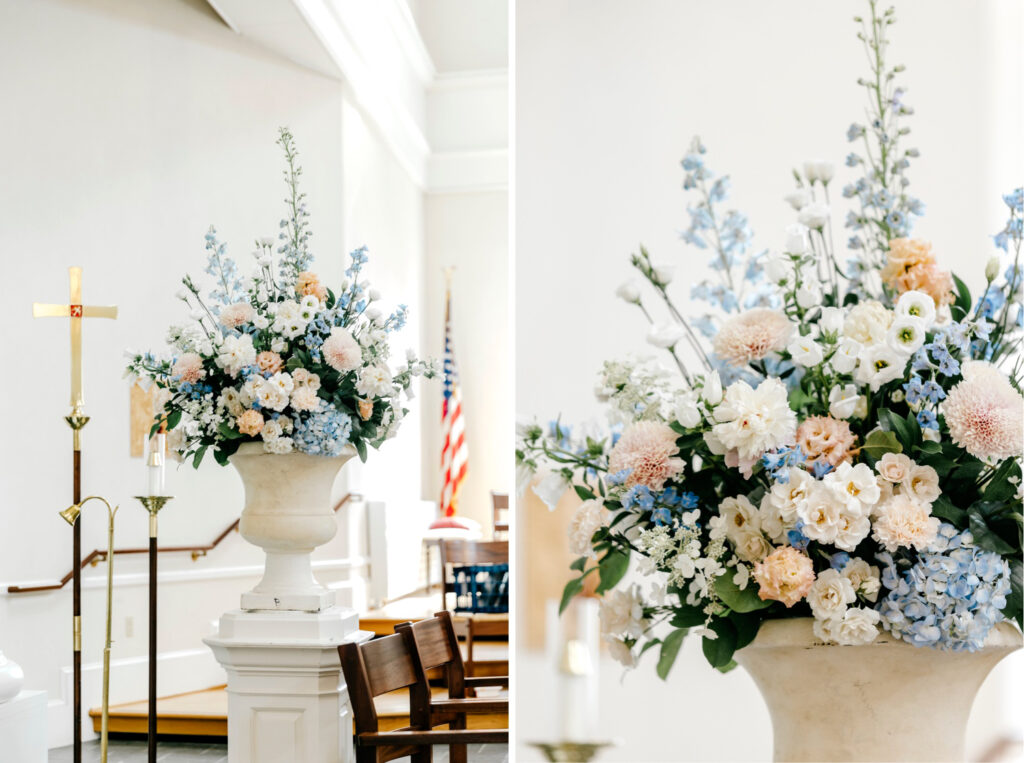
205, 608, 372, 763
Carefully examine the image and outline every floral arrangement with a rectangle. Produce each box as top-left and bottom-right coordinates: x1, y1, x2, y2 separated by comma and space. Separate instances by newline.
518, 1, 1022, 676
127, 128, 437, 466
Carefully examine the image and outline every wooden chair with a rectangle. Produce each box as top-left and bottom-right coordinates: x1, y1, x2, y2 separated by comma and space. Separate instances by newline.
339, 634, 505, 763
437, 540, 511, 682
396, 611, 509, 763
491, 491, 509, 538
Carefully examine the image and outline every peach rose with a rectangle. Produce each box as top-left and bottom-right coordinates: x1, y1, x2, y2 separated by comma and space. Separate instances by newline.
357, 398, 374, 421
753, 546, 815, 608
256, 351, 283, 375
876, 453, 912, 483
236, 409, 265, 436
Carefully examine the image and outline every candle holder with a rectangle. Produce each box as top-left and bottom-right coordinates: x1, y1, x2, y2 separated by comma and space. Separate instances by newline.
134, 495, 173, 763
528, 741, 614, 763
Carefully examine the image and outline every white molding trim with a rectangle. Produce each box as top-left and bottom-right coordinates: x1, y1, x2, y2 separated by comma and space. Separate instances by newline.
381, 0, 436, 86
430, 69, 509, 92
428, 149, 509, 194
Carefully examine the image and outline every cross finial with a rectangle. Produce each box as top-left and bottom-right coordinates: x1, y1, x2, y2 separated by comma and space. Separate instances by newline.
33, 267, 118, 410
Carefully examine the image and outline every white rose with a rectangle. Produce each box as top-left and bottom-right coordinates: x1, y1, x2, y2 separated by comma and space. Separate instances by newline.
532, 471, 570, 511
788, 336, 824, 367
841, 558, 881, 602
785, 223, 810, 254
732, 527, 773, 563
798, 202, 830, 229
830, 607, 881, 646
616, 280, 641, 304
807, 569, 856, 620
646, 321, 686, 349
828, 384, 863, 419
797, 483, 843, 544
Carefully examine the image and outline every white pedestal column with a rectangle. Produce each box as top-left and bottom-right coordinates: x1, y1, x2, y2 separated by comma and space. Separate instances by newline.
0, 690, 47, 763
205, 607, 372, 763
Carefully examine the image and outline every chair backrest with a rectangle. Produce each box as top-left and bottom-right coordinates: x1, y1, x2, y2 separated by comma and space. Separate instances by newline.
339, 633, 426, 735
438, 540, 510, 611
396, 611, 467, 698
491, 491, 509, 536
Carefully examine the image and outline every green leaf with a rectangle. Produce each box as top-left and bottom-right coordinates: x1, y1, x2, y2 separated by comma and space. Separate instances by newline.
701, 619, 738, 669
714, 573, 771, 613
861, 429, 903, 459
930, 495, 967, 527
669, 606, 708, 629
559, 577, 583, 614
715, 659, 739, 674
918, 440, 942, 454
952, 273, 972, 320
1007, 558, 1023, 630
574, 485, 596, 501
217, 422, 245, 440
968, 511, 1015, 555
569, 556, 587, 573
983, 460, 1021, 503
165, 409, 182, 430
656, 628, 687, 680
595, 548, 630, 594
355, 438, 368, 463
729, 611, 763, 651
191, 444, 208, 469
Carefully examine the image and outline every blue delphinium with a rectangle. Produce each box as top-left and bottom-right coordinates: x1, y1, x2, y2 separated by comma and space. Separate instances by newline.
292, 402, 354, 456
876, 524, 1012, 652
762, 445, 807, 483
203, 226, 244, 308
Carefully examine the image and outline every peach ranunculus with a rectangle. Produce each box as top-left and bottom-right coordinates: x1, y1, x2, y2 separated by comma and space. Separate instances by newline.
607, 421, 686, 491
256, 351, 284, 375
236, 409, 265, 436
796, 415, 858, 467
171, 352, 205, 384
357, 398, 374, 421
881, 238, 953, 306
753, 546, 815, 607
296, 271, 328, 301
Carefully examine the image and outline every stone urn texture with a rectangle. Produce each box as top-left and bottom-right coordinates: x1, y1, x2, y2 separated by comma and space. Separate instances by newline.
734, 618, 1022, 762
231, 441, 357, 612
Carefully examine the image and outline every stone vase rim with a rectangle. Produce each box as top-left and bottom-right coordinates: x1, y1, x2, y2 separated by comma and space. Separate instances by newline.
740, 616, 1023, 651
231, 441, 359, 460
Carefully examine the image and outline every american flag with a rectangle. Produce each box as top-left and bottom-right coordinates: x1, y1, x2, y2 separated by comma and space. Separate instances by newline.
440, 287, 468, 517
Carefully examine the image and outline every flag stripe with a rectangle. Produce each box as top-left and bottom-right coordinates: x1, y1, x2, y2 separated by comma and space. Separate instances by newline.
440, 290, 468, 517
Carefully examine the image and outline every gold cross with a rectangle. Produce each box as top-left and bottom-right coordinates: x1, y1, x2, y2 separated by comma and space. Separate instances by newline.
33, 267, 118, 410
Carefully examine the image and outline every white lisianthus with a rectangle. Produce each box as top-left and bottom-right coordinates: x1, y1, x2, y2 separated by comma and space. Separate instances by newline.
702, 370, 723, 405
788, 336, 824, 367
886, 316, 928, 356
674, 393, 702, 428
803, 161, 835, 184
764, 254, 793, 283
784, 223, 810, 254
819, 307, 846, 336
616, 280, 641, 304
807, 569, 856, 621
215, 334, 256, 377
568, 499, 610, 557
798, 202, 830, 229
356, 365, 394, 398
711, 378, 797, 463
828, 384, 863, 419
831, 338, 862, 374
895, 290, 937, 325
784, 191, 810, 211
856, 344, 906, 391
532, 471, 570, 511
271, 300, 309, 339
796, 281, 822, 310
599, 586, 648, 639
652, 264, 675, 286
646, 321, 686, 349
253, 314, 270, 330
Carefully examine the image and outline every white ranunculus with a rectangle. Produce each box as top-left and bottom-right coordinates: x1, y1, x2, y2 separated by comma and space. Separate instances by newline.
785, 223, 810, 254
831, 338, 862, 374
894, 290, 937, 326
830, 607, 882, 645
532, 471, 570, 511
646, 321, 686, 349
841, 558, 881, 602
833, 510, 871, 551
798, 202, 830, 229
807, 569, 856, 621
616, 280, 642, 304
702, 370, 723, 405
788, 336, 824, 367
819, 307, 846, 336
784, 191, 810, 211
652, 264, 675, 286
826, 462, 881, 511
674, 393, 702, 428
886, 316, 928, 356
732, 527, 773, 563
856, 344, 907, 391
828, 383, 863, 419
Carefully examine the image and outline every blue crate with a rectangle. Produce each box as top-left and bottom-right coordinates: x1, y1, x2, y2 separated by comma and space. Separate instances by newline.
451, 563, 509, 614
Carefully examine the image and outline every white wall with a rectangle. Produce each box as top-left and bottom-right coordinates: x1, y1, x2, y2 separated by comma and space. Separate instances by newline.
0, 0, 427, 747
515, 1, 1022, 760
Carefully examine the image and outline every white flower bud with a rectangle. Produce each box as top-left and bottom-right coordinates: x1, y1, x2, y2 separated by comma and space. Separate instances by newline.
784, 191, 810, 211
615, 280, 642, 304
646, 321, 685, 349
368, 288, 381, 301
985, 257, 1000, 282
798, 202, 831, 230
785, 224, 809, 254
702, 370, 723, 405
652, 264, 675, 286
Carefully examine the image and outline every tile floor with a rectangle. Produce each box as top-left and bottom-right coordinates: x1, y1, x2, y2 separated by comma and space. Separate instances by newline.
48, 739, 509, 762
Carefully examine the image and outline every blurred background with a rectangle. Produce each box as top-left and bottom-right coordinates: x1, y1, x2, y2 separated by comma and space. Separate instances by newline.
515, 1, 1023, 760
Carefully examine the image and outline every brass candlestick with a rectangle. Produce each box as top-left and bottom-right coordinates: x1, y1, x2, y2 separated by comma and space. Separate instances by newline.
134, 494, 173, 763
60, 496, 120, 763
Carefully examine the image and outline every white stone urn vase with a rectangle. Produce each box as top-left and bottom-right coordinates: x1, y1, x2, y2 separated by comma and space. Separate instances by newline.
0, 651, 24, 703
734, 618, 1022, 762
231, 441, 357, 612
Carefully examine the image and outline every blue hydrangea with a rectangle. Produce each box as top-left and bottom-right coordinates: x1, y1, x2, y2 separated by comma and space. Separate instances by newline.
876, 524, 1012, 652
292, 402, 354, 456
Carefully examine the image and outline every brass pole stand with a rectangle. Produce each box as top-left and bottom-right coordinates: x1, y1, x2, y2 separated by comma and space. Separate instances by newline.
134, 495, 172, 763
64, 405, 89, 763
